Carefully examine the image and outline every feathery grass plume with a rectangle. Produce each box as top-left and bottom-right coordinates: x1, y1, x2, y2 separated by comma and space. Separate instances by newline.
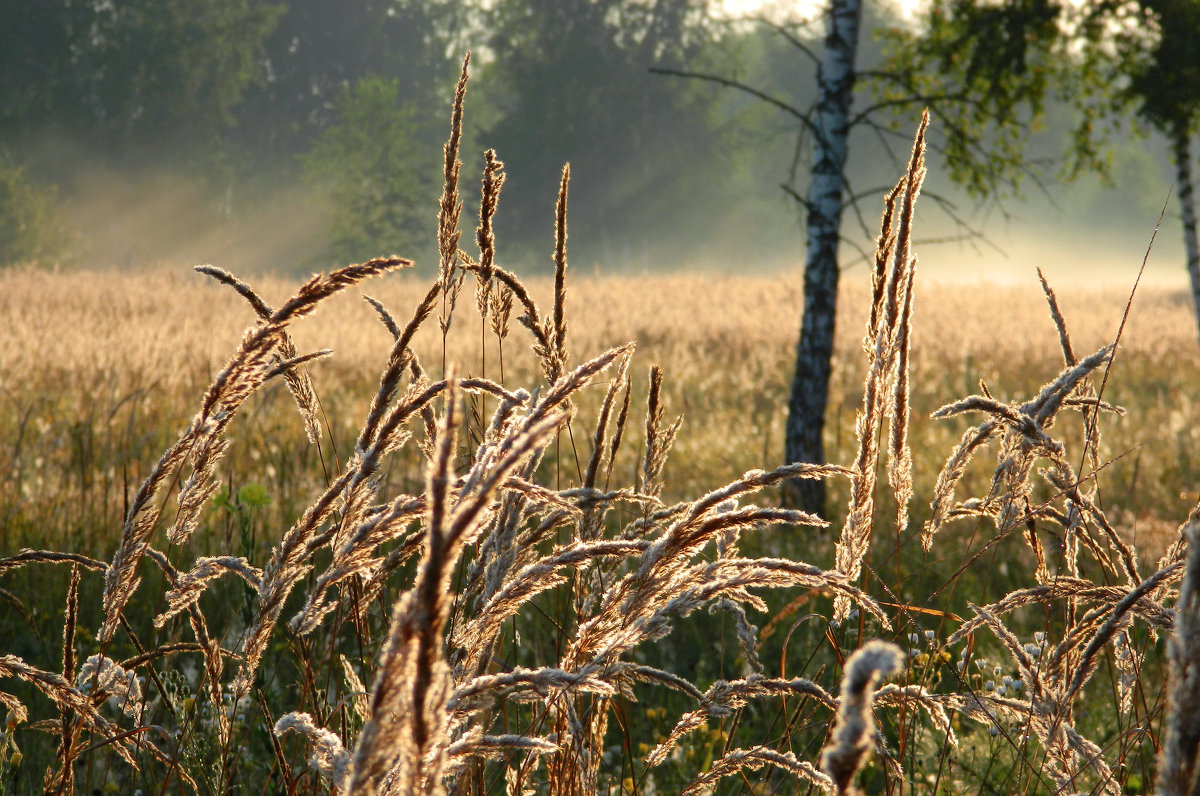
76, 654, 144, 718
583, 354, 631, 496
681, 747, 833, 795
475, 148, 505, 389
238, 374, 512, 689
438, 54, 470, 362
923, 343, 1113, 555
274, 712, 350, 790
449, 666, 618, 716
46, 565, 82, 795
1064, 563, 1181, 701
552, 163, 570, 368
458, 539, 645, 679
153, 556, 264, 627
364, 294, 403, 339
1037, 267, 1076, 367
821, 641, 904, 796
453, 345, 632, 626
645, 676, 834, 768
0, 654, 134, 766
0, 550, 106, 575
834, 113, 926, 622
888, 264, 916, 532
1158, 514, 1200, 796
475, 149, 505, 312
922, 420, 1002, 549
865, 179, 904, 358
360, 279, 441, 451
349, 382, 567, 795
195, 264, 324, 443
461, 261, 562, 382
340, 654, 370, 723
1158, 501, 1200, 575
488, 281, 515, 379
982, 605, 1120, 793
288, 494, 426, 635
640, 365, 682, 497
345, 382, 463, 796
950, 575, 1177, 642
100, 255, 408, 644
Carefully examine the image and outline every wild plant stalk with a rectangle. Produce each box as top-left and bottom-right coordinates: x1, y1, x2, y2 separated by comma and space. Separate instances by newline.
438, 55, 470, 375
3, 82, 1191, 796
834, 110, 926, 623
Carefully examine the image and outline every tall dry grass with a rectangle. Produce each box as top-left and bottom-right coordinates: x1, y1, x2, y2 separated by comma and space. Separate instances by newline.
0, 56, 1197, 796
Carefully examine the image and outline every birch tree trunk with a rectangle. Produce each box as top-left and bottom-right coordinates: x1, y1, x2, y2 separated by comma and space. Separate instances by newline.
783, 0, 862, 514
1171, 124, 1200, 346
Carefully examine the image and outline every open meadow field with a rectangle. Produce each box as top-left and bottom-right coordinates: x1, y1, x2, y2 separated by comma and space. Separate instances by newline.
2, 245, 1200, 794
8, 1, 1200, 792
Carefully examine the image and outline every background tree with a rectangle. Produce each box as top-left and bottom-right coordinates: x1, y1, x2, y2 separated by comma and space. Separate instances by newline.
1097, 0, 1200, 342
479, 0, 753, 268
0, 0, 283, 158
302, 76, 436, 265
664, 0, 1094, 513
231, 0, 461, 164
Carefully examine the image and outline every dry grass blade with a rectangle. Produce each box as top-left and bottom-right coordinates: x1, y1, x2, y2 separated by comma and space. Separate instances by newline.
101, 255, 407, 644
835, 112, 926, 622
680, 746, 832, 795
553, 163, 570, 368
438, 54, 470, 348
0, 655, 135, 766
821, 641, 904, 795
195, 264, 325, 443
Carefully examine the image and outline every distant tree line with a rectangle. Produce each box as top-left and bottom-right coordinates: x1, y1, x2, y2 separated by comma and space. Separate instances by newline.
0, 0, 848, 270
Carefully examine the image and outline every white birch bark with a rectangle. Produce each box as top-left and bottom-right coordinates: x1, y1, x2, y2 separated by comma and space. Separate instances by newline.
784, 0, 862, 513
1171, 124, 1200, 347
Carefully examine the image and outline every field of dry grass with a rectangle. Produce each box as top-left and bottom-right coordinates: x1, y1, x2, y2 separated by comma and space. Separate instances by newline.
3, 65, 1200, 796
2, 262, 1195, 552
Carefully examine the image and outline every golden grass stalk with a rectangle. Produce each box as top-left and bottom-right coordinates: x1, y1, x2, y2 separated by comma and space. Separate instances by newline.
833, 112, 926, 622
680, 747, 832, 795
0, 654, 135, 766
438, 54, 470, 359
195, 264, 324, 443
475, 147, 505, 387
639, 364, 682, 498
274, 711, 351, 791
553, 163, 570, 369
100, 256, 408, 645
820, 641, 904, 796
154, 555, 264, 628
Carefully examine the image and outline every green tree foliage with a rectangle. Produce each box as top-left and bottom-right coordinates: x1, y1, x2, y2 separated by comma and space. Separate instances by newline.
0, 151, 70, 265
878, 0, 1073, 195
303, 76, 437, 265
0, 0, 283, 154
893, 0, 1200, 343
233, 0, 461, 162
480, 0, 743, 268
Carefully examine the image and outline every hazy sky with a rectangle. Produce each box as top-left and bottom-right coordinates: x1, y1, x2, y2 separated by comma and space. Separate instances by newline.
711, 0, 923, 24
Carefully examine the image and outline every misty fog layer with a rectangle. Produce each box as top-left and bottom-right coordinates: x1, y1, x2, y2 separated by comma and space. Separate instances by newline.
0, 0, 1186, 285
